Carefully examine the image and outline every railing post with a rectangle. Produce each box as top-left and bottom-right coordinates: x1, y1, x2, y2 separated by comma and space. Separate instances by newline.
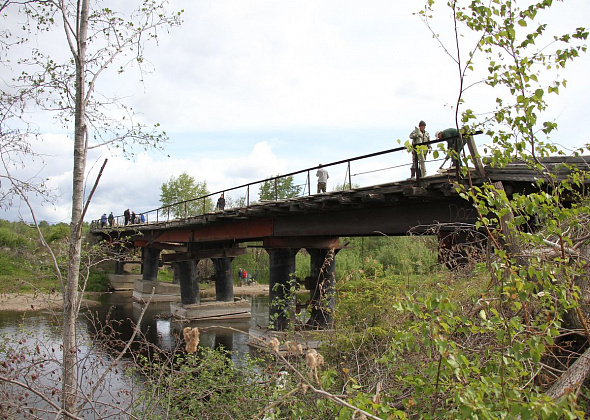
307, 170, 311, 196
348, 161, 352, 189
274, 178, 278, 201
412, 149, 421, 185
247, 185, 250, 207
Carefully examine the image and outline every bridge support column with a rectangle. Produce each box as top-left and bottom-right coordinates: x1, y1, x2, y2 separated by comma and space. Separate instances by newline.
173, 260, 200, 305
268, 248, 298, 331
114, 260, 124, 275
142, 248, 161, 281
306, 248, 336, 329
213, 257, 234, 302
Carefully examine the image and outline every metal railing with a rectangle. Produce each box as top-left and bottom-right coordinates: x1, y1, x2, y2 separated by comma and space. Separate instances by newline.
91, 134, 478, 230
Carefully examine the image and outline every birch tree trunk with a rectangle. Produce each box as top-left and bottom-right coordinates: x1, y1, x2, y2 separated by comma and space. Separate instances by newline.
62, 0, 89, 415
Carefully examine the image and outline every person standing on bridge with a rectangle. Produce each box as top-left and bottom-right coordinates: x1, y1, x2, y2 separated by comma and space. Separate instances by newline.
124, 208, 130, 225
316, 164, 329, 193
108, 212, 115, 227
216, 193, 226, 211
100, 213, 107, 228
409, 120, 430, 178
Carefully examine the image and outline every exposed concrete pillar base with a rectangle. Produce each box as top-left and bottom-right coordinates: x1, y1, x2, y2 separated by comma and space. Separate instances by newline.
142, 248, 161, 281
268, 248, 298, 331
174, 260, 200, 305
114, 260, 125, 275
214, 257, 234, 302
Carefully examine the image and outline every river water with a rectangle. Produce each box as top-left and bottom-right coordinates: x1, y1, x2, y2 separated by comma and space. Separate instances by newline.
0, 292, 272, 418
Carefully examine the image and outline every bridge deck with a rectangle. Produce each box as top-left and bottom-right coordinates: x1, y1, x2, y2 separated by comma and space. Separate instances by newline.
92, 156, 590, 249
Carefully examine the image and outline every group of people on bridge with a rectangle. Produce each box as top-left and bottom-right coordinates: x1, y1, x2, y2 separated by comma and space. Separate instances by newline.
98, 121, 467, 228
409, 120, 467, 179
100, 209, 145, 227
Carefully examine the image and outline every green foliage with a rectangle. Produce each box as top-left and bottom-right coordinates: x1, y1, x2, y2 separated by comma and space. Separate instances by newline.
336, 236, 438, 277
0, 219, 114, 294
258, 175, 301, 201
409, 0, 590, 415
336, 262, 401, 331
136, 348, 268, 419
0, 227, 34, 251
85, 271, 109, 292
160, 172, 213, 218
156, 267, 174, 283
0, 252, 28, 277
233, 246, 269, 284
44, 223, 70, 243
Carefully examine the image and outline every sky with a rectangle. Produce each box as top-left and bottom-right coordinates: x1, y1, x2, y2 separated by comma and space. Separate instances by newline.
2, 0, 590, 224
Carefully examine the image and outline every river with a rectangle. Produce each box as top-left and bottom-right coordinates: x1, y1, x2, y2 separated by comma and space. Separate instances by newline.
0, 292, 272, 418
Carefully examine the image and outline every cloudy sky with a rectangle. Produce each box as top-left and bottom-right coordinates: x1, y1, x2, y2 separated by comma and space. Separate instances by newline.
3, 0, 589, 224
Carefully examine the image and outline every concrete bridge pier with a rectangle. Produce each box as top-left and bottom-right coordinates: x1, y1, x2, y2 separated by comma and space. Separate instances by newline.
111, 243, 126, 274
268, 248, 298, 331
306, 248, 337, 329
213, 257, 234, 302
114, 259, 125, 275
173, 260, 200, 305
142, 248, 161, 281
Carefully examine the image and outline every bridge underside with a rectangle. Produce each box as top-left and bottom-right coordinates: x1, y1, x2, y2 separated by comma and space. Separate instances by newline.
94, 157, 590, 330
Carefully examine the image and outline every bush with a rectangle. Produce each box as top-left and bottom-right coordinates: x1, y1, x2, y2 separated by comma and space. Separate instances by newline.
0, 227, 34, 251
85, 271, 109, 292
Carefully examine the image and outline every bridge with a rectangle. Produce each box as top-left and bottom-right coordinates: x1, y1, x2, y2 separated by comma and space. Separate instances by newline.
91, 135, 589, 330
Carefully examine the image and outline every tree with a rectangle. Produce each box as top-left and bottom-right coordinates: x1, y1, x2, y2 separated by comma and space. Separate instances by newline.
258, 174, 301, 201
412, 0, 590, 414
160, 172, 213, 218
1, 1, 182, 417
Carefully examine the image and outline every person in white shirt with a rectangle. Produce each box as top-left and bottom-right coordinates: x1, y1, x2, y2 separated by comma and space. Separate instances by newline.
316, 164, 329, 193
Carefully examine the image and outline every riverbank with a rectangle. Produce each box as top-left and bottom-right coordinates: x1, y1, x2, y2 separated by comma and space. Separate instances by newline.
0, 282, 270, 312
0, 292, 101, 312
201, 282, 270, 296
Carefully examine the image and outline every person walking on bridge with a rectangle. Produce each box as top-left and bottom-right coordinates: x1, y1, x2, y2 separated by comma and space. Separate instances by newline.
316, 164, 329, 193
409, 120, 430, 178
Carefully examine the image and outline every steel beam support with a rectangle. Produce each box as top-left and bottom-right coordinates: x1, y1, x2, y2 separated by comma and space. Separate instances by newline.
213, 257, 234, 302
142, 247, 161, 281
273, 199, 479, 237
135, 218, 274, 244
268, 248, 298, 330
263, 236, 341, 249
161, 247, 246, 263
306, 248, 336, 328
173, 260, 200, 305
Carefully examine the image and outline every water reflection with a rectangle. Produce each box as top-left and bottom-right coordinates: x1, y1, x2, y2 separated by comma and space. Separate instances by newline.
0, 292, 273, 418
90, 291, 271, 363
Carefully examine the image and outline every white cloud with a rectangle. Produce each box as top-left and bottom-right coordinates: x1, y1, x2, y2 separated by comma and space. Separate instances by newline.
2, 0, 589, 223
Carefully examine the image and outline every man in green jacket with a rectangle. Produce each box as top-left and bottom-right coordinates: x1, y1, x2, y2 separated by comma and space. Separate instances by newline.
409, 120, 430, 178
436, 127, 465, 169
